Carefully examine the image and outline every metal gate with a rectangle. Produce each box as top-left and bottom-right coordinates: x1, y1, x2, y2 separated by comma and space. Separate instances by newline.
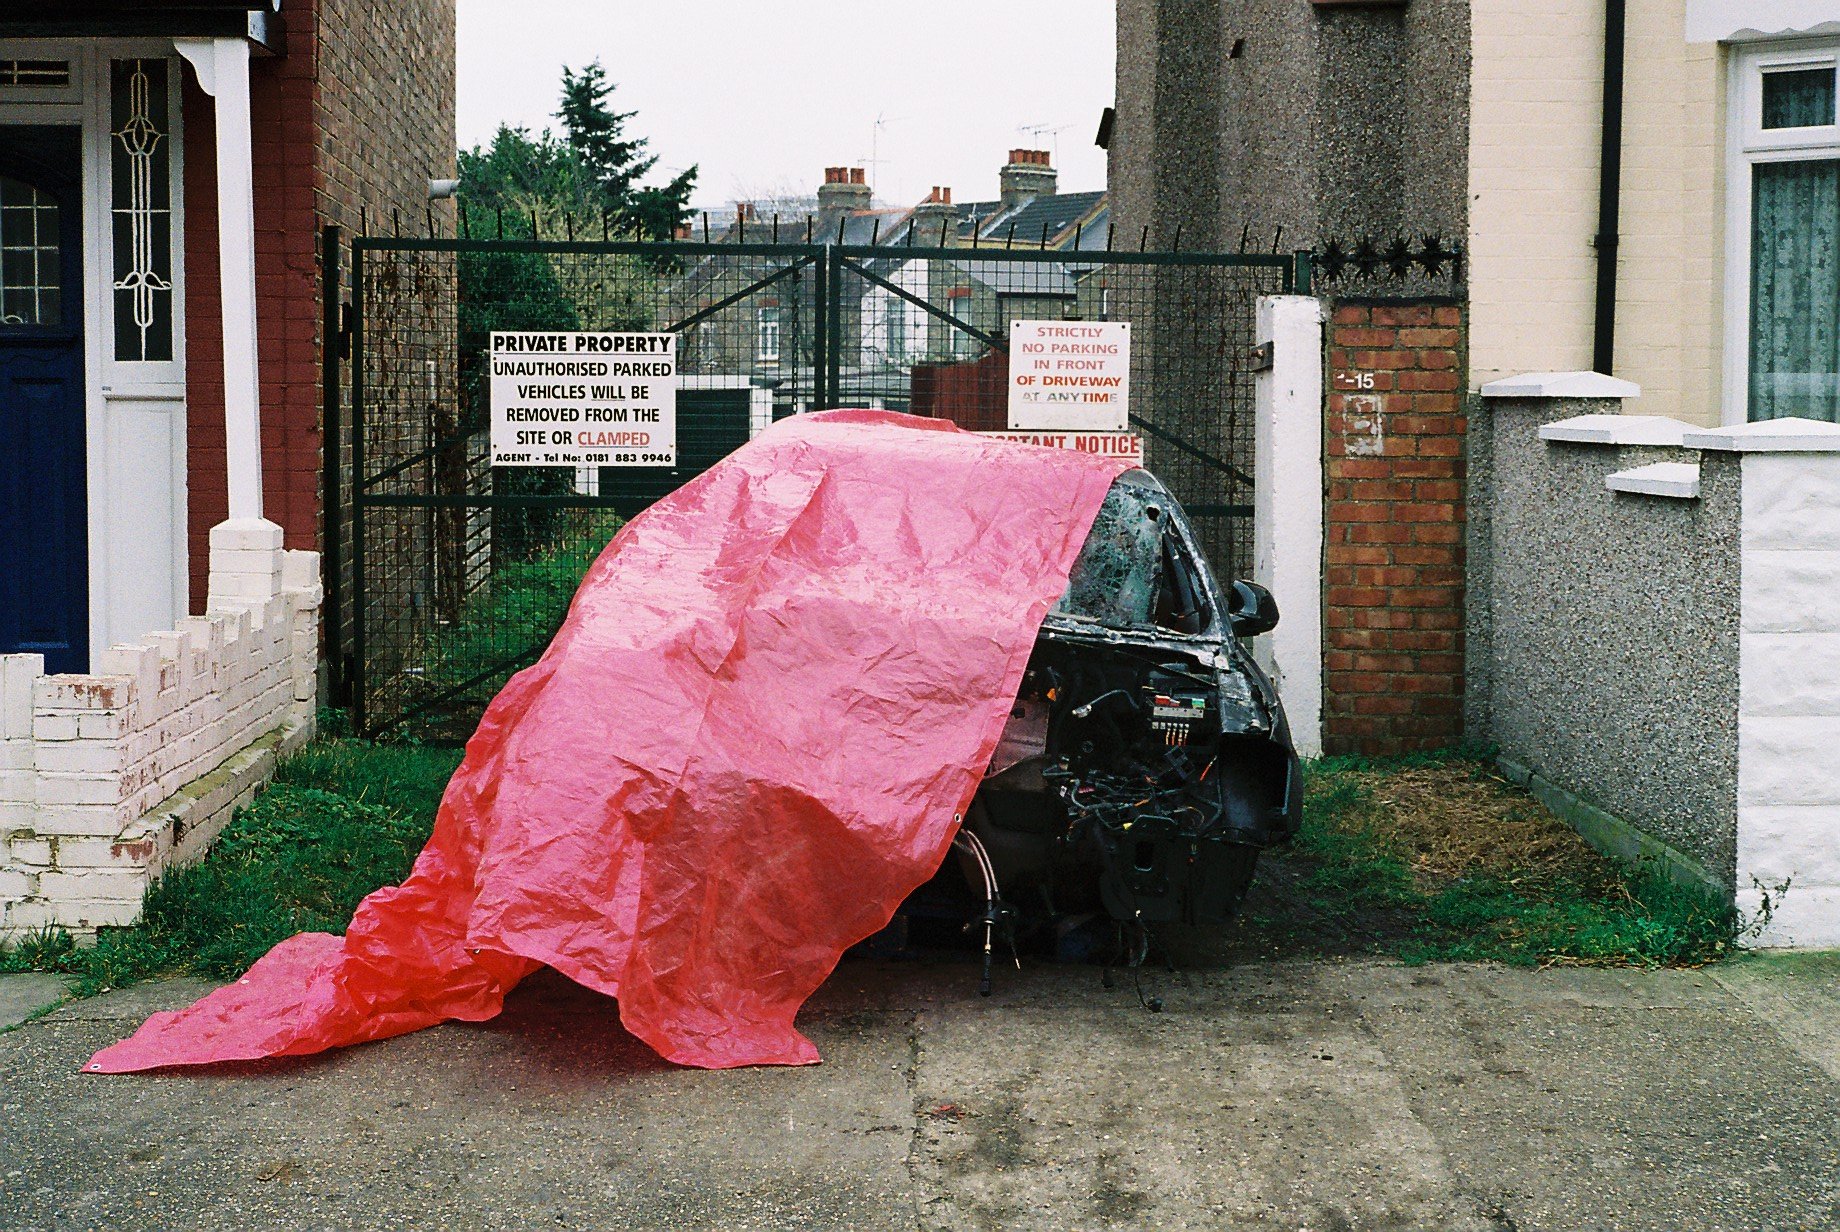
327, 225, 1306, 738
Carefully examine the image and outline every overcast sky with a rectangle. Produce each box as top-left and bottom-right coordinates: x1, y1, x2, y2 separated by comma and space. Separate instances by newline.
455, 1, 1116, 212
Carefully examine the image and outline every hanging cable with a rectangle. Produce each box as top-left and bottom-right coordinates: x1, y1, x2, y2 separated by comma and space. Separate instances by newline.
953, 827, 1005, 996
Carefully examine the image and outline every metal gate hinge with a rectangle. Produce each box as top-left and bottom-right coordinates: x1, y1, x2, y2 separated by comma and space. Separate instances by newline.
1248, 341, 1273, 372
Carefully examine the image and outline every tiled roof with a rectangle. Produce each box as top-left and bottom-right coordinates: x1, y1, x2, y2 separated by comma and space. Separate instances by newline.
701, 191, 1107, 254
984, 191, 1106, 247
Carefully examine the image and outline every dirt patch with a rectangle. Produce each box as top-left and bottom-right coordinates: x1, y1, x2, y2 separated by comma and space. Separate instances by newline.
1329, 761, 1615, 891
1188, 752, 1735, 970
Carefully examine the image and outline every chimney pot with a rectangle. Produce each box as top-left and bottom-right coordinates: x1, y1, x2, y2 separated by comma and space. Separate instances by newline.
998, 149, 1057, 208
911, 186, 961, 245
818, 165, 873, 213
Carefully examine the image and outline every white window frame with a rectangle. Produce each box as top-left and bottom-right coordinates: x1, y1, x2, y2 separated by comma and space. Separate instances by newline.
0, 54, 82, 105
1722, 38, 1840, 423
894, 296, 916, 360
947, 293, 974, 356
756, 304, 781, 364
104, 51, 185, 378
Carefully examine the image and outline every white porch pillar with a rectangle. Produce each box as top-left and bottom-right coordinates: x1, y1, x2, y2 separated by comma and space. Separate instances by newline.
175, 37, 263, 521
1252, 295, 1326, 759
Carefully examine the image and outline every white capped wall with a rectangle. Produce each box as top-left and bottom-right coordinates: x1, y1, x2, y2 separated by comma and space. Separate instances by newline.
1724, 431, 1840, 945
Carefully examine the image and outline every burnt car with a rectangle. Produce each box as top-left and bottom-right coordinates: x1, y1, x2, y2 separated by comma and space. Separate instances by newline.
930, 468, 1301, 975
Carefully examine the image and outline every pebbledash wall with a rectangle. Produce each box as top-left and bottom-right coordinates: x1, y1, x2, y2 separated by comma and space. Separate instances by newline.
1467, 376, 1840, 947
1252, 295, 1840, 946
2, 526, 321, 936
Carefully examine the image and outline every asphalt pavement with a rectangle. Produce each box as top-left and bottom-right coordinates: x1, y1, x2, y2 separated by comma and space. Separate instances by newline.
2, 949, 1838, 1231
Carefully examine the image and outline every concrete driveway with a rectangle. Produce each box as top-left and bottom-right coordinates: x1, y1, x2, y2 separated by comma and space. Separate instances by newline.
2, 952, 1837, 1231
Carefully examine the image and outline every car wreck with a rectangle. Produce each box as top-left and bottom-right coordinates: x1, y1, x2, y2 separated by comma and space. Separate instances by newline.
88, 412, 1300, 1073
931, 469, 1301, 983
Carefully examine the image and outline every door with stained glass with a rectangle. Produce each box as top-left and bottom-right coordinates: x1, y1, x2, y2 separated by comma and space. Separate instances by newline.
0, 125, 87, 673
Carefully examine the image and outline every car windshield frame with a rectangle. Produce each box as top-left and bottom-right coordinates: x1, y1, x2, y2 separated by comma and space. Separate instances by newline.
1050, 472, 1223, 638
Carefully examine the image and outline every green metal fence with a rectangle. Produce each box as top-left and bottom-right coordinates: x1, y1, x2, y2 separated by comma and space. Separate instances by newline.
327, 228, 1307, 738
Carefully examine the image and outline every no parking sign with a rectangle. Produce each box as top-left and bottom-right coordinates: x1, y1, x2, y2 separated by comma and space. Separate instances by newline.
1007, 320, 1131, 432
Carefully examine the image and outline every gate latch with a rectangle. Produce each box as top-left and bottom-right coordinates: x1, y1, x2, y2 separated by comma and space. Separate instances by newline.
1247, 341, 1273, 373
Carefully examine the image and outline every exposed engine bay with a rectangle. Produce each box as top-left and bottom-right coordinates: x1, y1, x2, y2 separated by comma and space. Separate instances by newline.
903, 468, 1304, 993
969, 634, 1298, 933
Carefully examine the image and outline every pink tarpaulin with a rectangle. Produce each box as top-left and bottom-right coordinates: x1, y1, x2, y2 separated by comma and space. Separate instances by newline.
88, 411, 1129, 1073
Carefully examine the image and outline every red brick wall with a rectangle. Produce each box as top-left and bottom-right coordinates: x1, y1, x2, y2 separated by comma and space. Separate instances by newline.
182, 76, 224, 608
1322, 302, 1467, 756
183, 22, 323, 606
181, 0, 456, 609
315, 0, 458, 231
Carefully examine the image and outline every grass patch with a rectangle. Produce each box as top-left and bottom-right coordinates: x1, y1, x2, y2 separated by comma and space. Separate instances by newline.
2, 740, 1738, 995
0, 735, 461, 996
1291, 751, 1738, 968
395, 510, 621, 741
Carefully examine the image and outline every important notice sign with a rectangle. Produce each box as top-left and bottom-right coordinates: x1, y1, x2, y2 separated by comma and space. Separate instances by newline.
1007, 320, 1130, 431
979, 430, 1143, 465
489, 331, 677, 467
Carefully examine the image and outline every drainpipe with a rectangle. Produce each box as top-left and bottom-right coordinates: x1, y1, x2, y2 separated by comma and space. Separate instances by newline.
1593, 0, 1627, 376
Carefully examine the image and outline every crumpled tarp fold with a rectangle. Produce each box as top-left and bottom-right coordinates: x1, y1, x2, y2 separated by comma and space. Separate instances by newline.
88, 411, 1129, 1073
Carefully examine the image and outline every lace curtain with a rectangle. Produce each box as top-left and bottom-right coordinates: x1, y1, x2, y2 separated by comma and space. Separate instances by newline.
1750, 69, 1840, 423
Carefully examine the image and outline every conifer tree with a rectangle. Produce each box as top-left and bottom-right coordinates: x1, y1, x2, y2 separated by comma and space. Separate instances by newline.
556, 61, 697, 239
458, 60, 697, 240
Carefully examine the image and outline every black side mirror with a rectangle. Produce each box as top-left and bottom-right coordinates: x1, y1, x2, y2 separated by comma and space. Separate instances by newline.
1227, 580, 1279, 637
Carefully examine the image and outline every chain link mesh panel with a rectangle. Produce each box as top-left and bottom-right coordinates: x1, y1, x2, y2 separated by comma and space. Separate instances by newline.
342, 235, 1297, 738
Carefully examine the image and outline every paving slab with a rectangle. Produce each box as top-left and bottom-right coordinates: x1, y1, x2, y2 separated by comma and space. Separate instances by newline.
1711, 950, 1840, 1083
0, 974, 69, 1030
1, 957, 1837, 1231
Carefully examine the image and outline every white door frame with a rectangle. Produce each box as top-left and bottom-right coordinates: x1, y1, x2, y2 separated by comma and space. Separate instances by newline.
0, 38, 189, 664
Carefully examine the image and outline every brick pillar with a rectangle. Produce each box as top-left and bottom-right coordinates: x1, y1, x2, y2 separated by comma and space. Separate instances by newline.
1322, 302, 1467, 756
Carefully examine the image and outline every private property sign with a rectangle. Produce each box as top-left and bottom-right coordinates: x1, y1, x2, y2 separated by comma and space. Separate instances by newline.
488, 331, 677, 467
1007, 320, 1130, 431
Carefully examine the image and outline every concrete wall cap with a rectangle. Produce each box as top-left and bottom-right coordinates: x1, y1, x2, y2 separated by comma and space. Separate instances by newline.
1684, 417, 1840, 453
1540, 414, 1691, 446
1687, 1, 1840, 43
1606, 461, 1702, 499
1480, 371, 1642, 399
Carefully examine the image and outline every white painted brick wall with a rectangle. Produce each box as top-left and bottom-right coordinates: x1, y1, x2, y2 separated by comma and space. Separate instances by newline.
1735, 449, 1840, 946
0, 517, 319, 938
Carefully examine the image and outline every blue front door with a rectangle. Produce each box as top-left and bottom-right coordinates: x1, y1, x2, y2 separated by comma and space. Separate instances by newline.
0, 126, 87, 674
